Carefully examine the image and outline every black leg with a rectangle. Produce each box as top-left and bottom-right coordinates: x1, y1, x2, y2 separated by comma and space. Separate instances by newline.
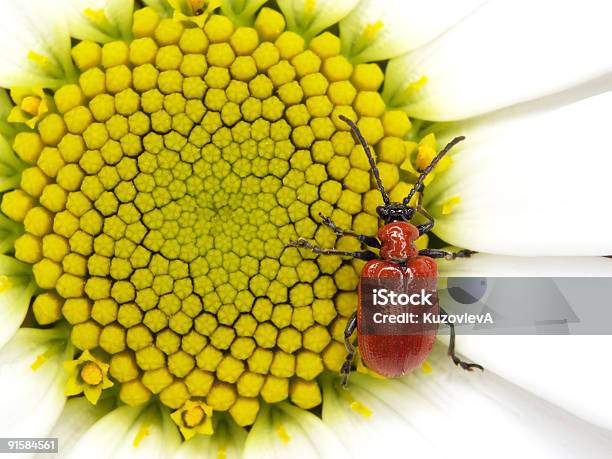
441, 307, 483, 372
415, 190, 436, 236
319, 213, 381, 249
341, 312, 358, 388
419, 248, 475, 260
291, 238, 378, 261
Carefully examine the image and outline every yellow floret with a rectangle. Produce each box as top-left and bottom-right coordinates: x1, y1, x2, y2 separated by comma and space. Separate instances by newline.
354, 91, 386, 117
309, 32, 341, 58
13, 132, 44, 163
179, 28, 209, 54
70, 320, 101, 350
79, 68, 106, 99
38, 114, 67, 147
382, 110, 412, 138
14, 233, 42, 264
206, 382, 236, 411
322, 55, 353, 82
19, 167, 49, 197
204, 14, 234, 43
120, 380, 152, 406
260, 375, 288, 403
64, 106, 93, 134
62, 298, 91, 324
71, 40, 102, 71
39, 184, 67, 212
290, 379, 321, 409
132, 6, 160, 38
54, 85, 84, 114
102, 41, 129, 68
254, 8, 285, 42
351, 63, 385, 91
32, 258, 62, 289
155, 18, 184, 46
105, 65, 132, 94
229, 397, 260, 427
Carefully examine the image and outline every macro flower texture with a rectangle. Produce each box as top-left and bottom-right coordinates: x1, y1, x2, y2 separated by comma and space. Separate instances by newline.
1, 0, 612, 457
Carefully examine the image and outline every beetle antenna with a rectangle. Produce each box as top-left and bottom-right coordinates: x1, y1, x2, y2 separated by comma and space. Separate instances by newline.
403, 136, 465, 205
339, 115, 391, 206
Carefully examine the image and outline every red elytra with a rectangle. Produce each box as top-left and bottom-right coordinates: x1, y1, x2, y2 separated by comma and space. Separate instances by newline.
358, 222, 439, 378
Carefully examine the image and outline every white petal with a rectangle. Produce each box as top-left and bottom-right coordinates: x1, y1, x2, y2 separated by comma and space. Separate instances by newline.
66, 404, 181, 459
64, 0, 135, 43
340, 0, 485, 63
141, 0, 172, 17
47, 397, 113, 459
438, 253, 612, 277
324, 344, 612, 458
174, 415, 247, 459
384, 0, 612, 120
439, 335, 612, 432
244, 403, 350, 459
0, 328, 69, 438
0, 0, 75, 88
425, 91, 612, 256
0, 256, 37, 349
277, 0, 358, 40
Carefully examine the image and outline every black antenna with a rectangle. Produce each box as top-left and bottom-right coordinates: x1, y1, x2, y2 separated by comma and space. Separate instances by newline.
339, 115, 391, 205
404, 136, 465, 205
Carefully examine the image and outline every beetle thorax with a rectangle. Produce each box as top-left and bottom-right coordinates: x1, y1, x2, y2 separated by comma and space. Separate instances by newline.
378, 221, 419, 262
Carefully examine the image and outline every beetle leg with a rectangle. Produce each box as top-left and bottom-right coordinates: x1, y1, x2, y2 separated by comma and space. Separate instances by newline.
341, 312, 358, 388
418, 248, 476, 260
415, 190, 436, 236
440, 307, 484, 372
318, 212, 381, 249
290, 238, 378, 261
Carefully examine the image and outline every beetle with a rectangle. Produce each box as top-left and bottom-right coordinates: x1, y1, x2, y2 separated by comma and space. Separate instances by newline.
291, 115, 483, 387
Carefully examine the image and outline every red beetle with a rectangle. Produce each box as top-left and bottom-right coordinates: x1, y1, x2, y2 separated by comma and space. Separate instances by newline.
292, 116, 482, 386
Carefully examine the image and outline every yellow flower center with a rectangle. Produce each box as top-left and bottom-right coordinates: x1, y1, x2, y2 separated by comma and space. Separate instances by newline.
1, 5, 417, 428
182, 405, 205, 427
81, 361, 104, 385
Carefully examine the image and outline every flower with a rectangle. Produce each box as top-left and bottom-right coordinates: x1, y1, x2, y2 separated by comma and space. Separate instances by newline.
0, 0, 611, 457
64, 349, 114, 404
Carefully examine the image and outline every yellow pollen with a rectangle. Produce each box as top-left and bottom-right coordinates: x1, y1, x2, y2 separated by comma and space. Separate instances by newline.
182, 405, 205, 427
21, 96, 42, 116
276, 424, 291, 444
80, 361, 104, 385
133, 423, 150, 447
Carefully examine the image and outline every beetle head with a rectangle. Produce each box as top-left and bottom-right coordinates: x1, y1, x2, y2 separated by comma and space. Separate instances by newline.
376, 203, 416, 223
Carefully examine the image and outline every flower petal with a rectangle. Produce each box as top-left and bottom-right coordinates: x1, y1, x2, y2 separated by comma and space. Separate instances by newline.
0, 256, 37, 349
0, 0, 75, 88
277, 0, 358, 40
142, 0, 172, 17
174, 414, 247, 458
64, 0, 135, 43
0, 328, 69, 438
324, 344, 612, 457
48, 397, 113, 458
244, 402, 350, 459
66, 404, 181, 459
383, 0, 612, 120
438, 335, 612, 431
340, 0, 486, 63
424, 91, 612, 256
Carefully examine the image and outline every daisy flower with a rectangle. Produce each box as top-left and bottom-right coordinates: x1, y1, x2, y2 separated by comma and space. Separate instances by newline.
0, 0, 611, 457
